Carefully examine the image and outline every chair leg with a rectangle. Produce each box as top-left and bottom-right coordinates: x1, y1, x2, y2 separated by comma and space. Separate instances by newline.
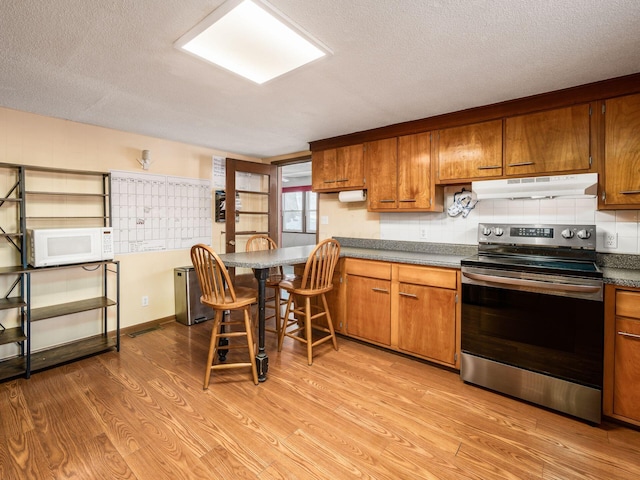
204, 310, 222, 390
243, 306, 259, 385
273, 286, 281, 338
305, 296, 313, 366
321, 293, 339, 351
278, 294, 294, 352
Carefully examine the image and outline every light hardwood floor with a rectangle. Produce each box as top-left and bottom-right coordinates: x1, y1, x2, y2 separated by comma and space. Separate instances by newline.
1, 319, 639, 479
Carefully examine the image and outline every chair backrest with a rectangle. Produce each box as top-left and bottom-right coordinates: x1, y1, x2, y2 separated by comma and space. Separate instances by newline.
299, 238, 341, 292
245, 234, 277, 252
190, 244, 236, 306
246, 234, 282, 277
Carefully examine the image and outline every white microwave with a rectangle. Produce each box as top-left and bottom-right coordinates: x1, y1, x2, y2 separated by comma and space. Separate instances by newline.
27, 227, 114, 267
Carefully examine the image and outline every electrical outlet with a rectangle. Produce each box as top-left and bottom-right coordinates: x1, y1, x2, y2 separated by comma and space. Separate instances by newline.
320, 215, 329, 225
420, 227, 428, 239
605, 233, 618, 249
142, 295, 149, 307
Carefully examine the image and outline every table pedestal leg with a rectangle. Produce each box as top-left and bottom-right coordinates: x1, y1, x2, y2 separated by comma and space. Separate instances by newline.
254, 267, 269, 381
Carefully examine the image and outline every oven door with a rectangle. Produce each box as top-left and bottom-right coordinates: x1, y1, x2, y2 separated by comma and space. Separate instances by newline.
461, 265, 604, 389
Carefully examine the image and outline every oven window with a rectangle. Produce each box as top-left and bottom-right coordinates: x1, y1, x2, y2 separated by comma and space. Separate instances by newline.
462, 283, 604, 388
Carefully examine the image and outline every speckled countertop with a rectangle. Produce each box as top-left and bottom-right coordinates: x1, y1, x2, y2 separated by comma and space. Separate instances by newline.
335, 237, 640, 288
597, 253, 640, 288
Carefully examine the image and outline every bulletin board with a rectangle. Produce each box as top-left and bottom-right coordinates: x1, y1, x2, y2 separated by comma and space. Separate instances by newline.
110, 170, 212, 254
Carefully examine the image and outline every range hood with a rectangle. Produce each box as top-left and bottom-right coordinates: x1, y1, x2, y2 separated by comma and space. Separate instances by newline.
472, 173, 598, 200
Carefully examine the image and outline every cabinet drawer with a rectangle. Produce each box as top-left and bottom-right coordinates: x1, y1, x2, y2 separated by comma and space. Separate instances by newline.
345, 259, 391, 280
397, 264, 457, 289
616, 291, 640, 320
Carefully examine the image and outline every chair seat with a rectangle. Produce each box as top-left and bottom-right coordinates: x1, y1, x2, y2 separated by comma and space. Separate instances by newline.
279, 275, 333, 296
201, 286, 256, 310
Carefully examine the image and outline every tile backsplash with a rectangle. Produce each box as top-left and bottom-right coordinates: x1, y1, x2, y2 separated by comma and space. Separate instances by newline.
379, 187, 640, 254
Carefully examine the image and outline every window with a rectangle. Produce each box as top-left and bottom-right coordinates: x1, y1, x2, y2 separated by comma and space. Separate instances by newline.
282, 188, 316, 233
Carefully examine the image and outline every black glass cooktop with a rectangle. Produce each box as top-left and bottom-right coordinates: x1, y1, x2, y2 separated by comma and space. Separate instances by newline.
461, 253, 602, 279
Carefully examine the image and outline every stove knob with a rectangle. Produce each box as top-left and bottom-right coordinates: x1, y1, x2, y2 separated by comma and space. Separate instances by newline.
494, 227, 504, 236
577, 229, 591, 239
482, 227, 492, 236
561, 229, 574, 239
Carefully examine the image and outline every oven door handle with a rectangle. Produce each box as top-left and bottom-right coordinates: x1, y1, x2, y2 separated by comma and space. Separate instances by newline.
462, 271, 602, 293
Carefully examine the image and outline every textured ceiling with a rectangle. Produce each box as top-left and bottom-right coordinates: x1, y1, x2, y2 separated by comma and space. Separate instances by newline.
1, 0, 639, 158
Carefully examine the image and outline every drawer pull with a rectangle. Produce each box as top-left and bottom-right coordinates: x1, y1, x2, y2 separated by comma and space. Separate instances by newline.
399, 199, 417, 203
335, 179, 349, 183
507, 162, 535, 167
323, 179, 337, 184
371, 288, 389, 294
618, 331, 640, 339
477, 165, 502, 170
620, 190, 640, 195
379, 199, 395, 203
399, 292, 418, 299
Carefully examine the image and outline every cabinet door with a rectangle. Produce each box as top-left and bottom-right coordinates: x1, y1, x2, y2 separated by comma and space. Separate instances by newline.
312, 145, 364, 192
505, 104, 591, 176
365, 138, 398, 209
398, 132, 432, 210
613, 317, 640, 421
337, 144, 365, 190
311, 148, 337, 191
603, 93, 640, 206
436, 120, 503, 183
397, 283, 456, 365
346, 274, 391, 345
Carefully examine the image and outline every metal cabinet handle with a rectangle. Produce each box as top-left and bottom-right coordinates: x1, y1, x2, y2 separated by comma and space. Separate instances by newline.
335, 179, 349, 183
371, 288, 389, 293
618, 331, 640, 339
620, 190, 640, 195
477, 165, 502, 170
379, 199, 395, 203
399, 199, 417, 203
507, 162, 535, 167
399, 292, 418, 298
323, 179, 336, 184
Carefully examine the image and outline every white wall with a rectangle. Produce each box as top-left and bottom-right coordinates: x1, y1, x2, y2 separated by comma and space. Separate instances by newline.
319, 187, 640, 254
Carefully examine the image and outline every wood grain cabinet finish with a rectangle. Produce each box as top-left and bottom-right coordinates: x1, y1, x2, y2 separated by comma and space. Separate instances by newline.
345, 259, 392, 345
311, 144, 365, 192
344, 258, 460, 368
396, 265, 458, 366
366, 133, 442, 212
602, 93, 640, 207
505, 104, 592, 176
604, 285, 640, 427
435, 119, 503, 183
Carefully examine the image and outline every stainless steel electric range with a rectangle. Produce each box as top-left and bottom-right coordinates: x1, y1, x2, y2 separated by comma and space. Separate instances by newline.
460, 223, 604, 423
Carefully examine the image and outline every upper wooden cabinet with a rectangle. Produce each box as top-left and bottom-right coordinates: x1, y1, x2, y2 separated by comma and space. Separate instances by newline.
435, 120, 503, 183
505, 104, 592, 176
601, 93, 640, 208
365, 133, 443, 212
311, 144, 365, 192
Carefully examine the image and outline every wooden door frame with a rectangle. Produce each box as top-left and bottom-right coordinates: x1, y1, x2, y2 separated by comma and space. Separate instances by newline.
224, 158, 278, 253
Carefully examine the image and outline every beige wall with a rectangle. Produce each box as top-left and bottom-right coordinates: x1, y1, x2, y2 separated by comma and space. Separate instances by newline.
317, 193, 379, 241
0, 106, 261, 340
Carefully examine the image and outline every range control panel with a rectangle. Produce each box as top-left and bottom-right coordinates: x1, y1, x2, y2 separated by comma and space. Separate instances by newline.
478, 223, 597, 249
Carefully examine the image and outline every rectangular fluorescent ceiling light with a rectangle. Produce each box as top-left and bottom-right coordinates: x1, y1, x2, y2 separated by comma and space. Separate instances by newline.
176, 0, 329, 84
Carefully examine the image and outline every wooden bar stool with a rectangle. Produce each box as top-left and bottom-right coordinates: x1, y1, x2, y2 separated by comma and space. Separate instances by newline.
191, 244, 259, 387
245, 234, 293, 338
278, 238, 341, 365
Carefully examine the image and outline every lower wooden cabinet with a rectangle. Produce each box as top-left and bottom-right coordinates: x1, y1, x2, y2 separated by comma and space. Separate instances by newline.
396, 265, 458, 365
604, 285, 640, 426
345, 259, 392, 345
343, 258, 460, 368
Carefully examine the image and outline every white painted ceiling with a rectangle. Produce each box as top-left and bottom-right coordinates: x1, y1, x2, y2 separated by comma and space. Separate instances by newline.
1, 1, 639, 158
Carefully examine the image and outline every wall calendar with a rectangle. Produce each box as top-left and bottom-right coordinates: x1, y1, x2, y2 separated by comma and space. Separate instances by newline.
110, 170, 212, 254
